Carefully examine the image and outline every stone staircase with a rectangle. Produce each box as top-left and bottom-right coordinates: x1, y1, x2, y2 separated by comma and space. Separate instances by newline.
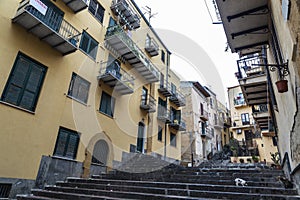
17, 156, 300, 200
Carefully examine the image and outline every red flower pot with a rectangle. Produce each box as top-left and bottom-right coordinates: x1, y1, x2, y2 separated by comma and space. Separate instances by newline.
276, 80, 288, 93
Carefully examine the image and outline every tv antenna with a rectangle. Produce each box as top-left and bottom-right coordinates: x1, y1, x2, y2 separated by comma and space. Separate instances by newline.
143, 6, 158, 23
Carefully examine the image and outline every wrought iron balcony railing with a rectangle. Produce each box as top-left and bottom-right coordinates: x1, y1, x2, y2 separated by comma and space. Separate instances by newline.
169, 90, 186, 107
98, 61, 134, 95
235, 55, 267, 79
252, 104, 268, 113
158, 80, 172, 97
111, 0, 140, 30
169, 117, 186, 131
12, 0, 81, 55
105, 24, 160, 82
140, 94, 156, 113
157, 106, 171, 123
61, 0, 89, 13
200, 110, 209, 121
145, 36, 159, 57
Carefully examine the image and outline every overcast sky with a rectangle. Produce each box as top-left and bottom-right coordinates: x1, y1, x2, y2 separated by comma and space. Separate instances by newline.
134, 0, 239, 105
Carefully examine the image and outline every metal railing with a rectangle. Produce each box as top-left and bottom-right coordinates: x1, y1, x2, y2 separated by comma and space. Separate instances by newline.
157, 106, 170, 120
145, 36, 159, 51
200, 110, 209, 119
236, 55, 267, 79
171, 90, 186, 104
252, 104, 268, 113
111, 0, 140, 29
234, 98, 246, 106
105, 25, 160, 79
99, 61, 134, 89
159, 79, 171, 90
171, 117, 186, 129
21, 0, 81, 46
140, 94, 156, 108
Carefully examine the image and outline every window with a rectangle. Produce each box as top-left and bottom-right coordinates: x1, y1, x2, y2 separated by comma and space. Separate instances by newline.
241, 113, 250, 125
170, 133, 176, 147
161, 50, 165, 63
88, 0, 105, 23
67, 73, 90, 104
53, 127, 80, 159
1, 53, 47, 112
158, 126, 162, 141
99, 92, 115, 117
80, 31, 98, 59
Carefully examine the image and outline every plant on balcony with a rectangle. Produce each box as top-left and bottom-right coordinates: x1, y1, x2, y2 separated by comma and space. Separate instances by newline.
270, 152, 281, 168
252, 155, 259, 163
275, 79, 288, 93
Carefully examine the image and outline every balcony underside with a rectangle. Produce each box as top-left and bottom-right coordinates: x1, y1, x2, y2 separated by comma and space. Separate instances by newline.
157, 116, 171, 123
61, 0, 88, 13
200, 116, 208, 121
169, 124, 186, 131
216, 0, 270, 56
12, 10, 78, 55
140, 104, 156, 113
239, 75, 268, 105
169, 97, 185, 107
98, 73, 133, 95
158, 88, 172, 97
105, 35, 159, 83
145, 47, 159, 57
262, 130, 275, 137
255, 116, 269, 130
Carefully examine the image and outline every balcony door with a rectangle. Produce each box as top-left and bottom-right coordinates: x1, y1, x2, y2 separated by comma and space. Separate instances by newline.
136, 122, 145, 153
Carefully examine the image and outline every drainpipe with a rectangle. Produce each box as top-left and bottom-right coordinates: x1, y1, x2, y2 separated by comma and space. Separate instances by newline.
164, 122, 167, 160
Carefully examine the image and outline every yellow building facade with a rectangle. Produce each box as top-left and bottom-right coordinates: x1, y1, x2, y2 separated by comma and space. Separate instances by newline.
0, 0, 184, 197
228, 86, 278, 164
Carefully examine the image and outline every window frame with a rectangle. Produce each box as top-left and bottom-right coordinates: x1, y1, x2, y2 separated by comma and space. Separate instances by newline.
53, 127, 80, 160
67, 72, 90, 104
241, 113, 250, 125
99, 91, 115, 117
88, 0, 105, 24
79, 31, 99, 60
158, 126, 163, 141
170, 133, 176, 147
1, 52, 47, 112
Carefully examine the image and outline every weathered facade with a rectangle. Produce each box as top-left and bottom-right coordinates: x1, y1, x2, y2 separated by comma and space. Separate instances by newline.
0, 0, 185, 197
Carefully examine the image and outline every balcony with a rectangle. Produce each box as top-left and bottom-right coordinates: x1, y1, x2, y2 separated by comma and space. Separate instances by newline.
234, 97, 246, 107
169, 118, 186, 131
261, 130, 275, 137
145, 36, 159, 57
12, 0, 81, 55
157, 106, 171, 123
158, 80, 172, 97
98, 61, 134, 95
110, 0, 140, 30
140, 94, 156, 113
199, 110, 209, 121
61, 0, 88, 13
105, 25, 160, 83
236, 55, 268, 105
252, 104, 270, 130
214, 119, 224, 129
201, 128, 212, 139
215, 0, 270, 56
169, 90, 186, 107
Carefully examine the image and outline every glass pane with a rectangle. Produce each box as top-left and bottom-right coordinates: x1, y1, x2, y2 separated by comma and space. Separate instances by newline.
100, 92, 108, 113
77, 82, 89, 103
80, 33, 89, 53
11, 58, 30, 87
89, 40, 98, 59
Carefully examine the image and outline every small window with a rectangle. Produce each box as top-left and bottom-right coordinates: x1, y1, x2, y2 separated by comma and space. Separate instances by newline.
99, 92, 115, 117
80, 31, 98, 59
161, 50, 165, 63
158, 126, 162, 141
170, 133, 176, 147
68, 73, 90, 104
53, 127, 80, 159
1, 53, 47, 112
89, 0, 105, 23
241, 113, 250, 125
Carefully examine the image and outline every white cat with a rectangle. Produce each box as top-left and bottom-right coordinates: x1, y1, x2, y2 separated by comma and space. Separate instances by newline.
235, 178, 247, 186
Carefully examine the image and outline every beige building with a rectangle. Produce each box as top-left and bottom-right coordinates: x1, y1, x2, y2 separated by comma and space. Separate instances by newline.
216, 99, 231, 148
228, 86, 277, 163
0, 0, 185, 197
216, 0, 300, 189
180, 81, 210, 166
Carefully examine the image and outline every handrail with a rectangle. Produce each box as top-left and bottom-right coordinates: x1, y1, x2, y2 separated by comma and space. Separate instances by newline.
140, 94, 156, 107
171, 89, 186, 104
105, 25, 160, 79
99, 61, 134, 89
111, 0, 140, 28
21, 0, 81, 46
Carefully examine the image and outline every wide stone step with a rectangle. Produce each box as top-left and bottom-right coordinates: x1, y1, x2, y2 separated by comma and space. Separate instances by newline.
44, 186, 207, 200
17, 194, 57, 200
64, 178, 297, 195
91, 175, 283, 187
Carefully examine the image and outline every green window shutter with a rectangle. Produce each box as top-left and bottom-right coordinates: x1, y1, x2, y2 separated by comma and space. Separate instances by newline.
54, 127, 79, 159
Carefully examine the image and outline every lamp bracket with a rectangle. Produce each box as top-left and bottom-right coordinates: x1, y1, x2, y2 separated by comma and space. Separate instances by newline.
252, 60, 289, 79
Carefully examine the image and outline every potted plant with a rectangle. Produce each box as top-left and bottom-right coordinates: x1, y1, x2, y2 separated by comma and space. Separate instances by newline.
275, 79, 288, 93
252, 155, 259, 163
270, 152, 281, 169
